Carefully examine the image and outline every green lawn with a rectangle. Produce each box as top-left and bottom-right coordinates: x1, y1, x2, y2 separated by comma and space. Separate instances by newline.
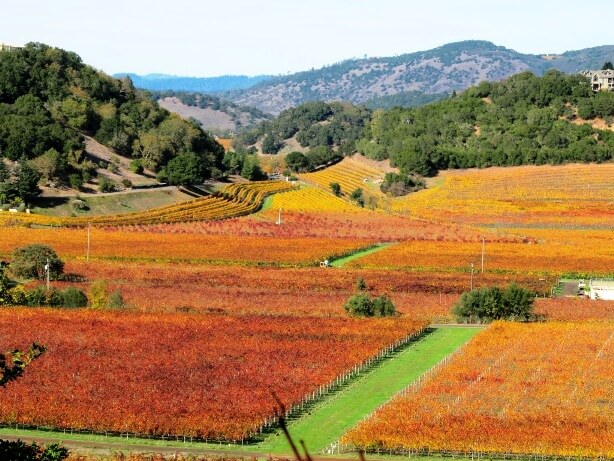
257, 326, 482, 454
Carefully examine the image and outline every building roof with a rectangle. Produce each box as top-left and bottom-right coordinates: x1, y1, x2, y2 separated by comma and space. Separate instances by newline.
581, 69, 614, 78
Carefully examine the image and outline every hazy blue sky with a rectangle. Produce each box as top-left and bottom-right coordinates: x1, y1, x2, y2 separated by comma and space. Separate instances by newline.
2, 0, 612, 77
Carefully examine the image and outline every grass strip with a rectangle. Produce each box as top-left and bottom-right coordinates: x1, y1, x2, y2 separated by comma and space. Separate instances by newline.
257, 326, 482, 454
330, 243, 392, 268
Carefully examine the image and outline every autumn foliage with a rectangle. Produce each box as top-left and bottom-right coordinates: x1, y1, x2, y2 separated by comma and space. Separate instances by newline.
343, 322, 614, 458
0, 308, 426, 440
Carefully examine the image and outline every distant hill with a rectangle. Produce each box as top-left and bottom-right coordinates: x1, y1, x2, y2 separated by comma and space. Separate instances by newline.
115, 73, 274, 93
150, 90, 272, 135
222, 41, 614, 114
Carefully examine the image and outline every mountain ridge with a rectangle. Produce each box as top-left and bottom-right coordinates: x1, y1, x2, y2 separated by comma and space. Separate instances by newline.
221, 40, 614, 114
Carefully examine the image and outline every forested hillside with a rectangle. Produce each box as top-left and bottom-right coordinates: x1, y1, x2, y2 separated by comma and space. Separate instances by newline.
235, 101, 371, 158
357, 70, 614, 176
0, 43, 225, 205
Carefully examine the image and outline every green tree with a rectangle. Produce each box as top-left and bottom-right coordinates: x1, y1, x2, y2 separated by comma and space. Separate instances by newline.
372, 295, 396, 317
240, 155, 265, 180
163, 152, 206, 186
350, 188, 365, 207
329, 182, 341, 196
453, 284, 534, 322
261, 134, 282, 154
602, 61, 614, 70
285, 151, 309, 172
60, 286, 88, 308
0, 161, 8, 182
10, 244, 64, 281
14, 159, 42, 203
97, 175, 116, 192
344, 293, 373, 316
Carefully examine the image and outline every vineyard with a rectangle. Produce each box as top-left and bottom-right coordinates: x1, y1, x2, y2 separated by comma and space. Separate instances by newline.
0, 160, 612, 458
0, 227, 372, 265
0, 308, 426, 441
48, 260, 599, 321
391, 163, 614, 227
348, 236, 614, 276
342, 321, 614, 458
268, 186, 359, 213
0, 181, 294, 227
299, 157, 385, 202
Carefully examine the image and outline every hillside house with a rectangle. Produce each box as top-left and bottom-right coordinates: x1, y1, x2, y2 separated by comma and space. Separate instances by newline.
581, 70, 614, 92
0, 43, 21, 52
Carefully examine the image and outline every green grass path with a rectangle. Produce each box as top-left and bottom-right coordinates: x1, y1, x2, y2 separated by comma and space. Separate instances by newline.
257, 326, 481, 454
330, 243, 392, 267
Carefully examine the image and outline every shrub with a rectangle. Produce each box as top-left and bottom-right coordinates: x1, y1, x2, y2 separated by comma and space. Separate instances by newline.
97, 175, 116, 193
372, 295, 396, 317
25, 286, 63, 307
130, 159, 144, 174
0, 440, 68, 460
121, 178, 133, 189
60, 286, 88, 308
10, 244, 64, 281
380, 172, 425, 197
453, 283, 534, 323
70, 199, 89, 211
107, 290, 126, 309
350, 188, 365, 207
107, 162, 120, 174
89, 280, 108, 309
344, 292, 397, 317
344, 293, 373, 316
330, 182, 341, 196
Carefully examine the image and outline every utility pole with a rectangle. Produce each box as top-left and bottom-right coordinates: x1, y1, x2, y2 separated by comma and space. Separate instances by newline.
470, 263, 474, 290
45, 258, 50, 292
86, 222, 91, 261
481, 236, 485, 273
276, 208, 282, 225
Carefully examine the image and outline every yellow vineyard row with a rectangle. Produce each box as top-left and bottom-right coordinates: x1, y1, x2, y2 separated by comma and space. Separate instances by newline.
299, 158, 384, 197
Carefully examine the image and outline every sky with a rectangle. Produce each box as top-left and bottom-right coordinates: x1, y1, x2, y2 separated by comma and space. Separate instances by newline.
2, 0, 613, 77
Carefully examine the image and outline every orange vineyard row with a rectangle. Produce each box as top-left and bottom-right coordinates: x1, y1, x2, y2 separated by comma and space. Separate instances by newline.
0, 308, 426, 440
0, 227, 372, 265
343, 321, 614, 458
391, 163, 614, 227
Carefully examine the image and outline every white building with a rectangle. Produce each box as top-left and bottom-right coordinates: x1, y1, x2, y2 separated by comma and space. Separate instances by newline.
588, 279, 614, 300
581, 70, 614, 92
0, 43, 21, 52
